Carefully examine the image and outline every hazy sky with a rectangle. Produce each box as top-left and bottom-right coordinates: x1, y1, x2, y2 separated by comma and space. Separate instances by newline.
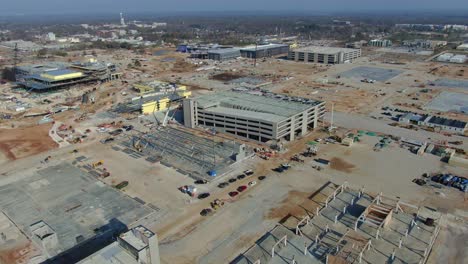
3, 0, 468, 14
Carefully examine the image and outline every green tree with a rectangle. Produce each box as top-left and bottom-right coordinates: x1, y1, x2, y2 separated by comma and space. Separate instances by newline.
134, 60, 142, 67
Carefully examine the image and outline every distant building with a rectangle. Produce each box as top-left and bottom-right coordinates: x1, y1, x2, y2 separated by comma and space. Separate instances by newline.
345, 41, 367, 49
402, 39, 447, 49
333, 20, 351, 25
288, 46, 361, 64
368, 39, 392, 47
239, 44, 289, 59
79, 225, 160, 264
444, 24, 468, 31
207, 48, 241, 61
0, 40, 43, 52
47, 32, 56, 41
183, 91, 325, 142
456, 43, 468, 51
399, 113, 467, 133
436, 53, 467, 63
16, 59, 121, 91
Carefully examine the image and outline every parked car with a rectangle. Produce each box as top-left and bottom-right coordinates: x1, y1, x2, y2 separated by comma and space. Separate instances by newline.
200, 208, 213, 216
274, 167, 285, 173
114, 181, 129, 189
122, 125, 134, 131
237, 174, 246, 180
229, 191, 239, 197
244, 170, 254, 176
195, 179, 208, 184
198, 193, 210, 199
228, 178, 237, 183
100, 137, 114, 144
109, 129, 123, 136
258, 176, 267, 181
218, 182, 229, 188
248, 181, 257, 187
237, 185, 247, 192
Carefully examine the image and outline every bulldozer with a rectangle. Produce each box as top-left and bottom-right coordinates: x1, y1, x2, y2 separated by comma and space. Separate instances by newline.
92, 160, 104, 168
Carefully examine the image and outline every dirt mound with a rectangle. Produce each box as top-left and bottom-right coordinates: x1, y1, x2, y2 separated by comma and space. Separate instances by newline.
330, 157, 356, 173
172, 59, 196, 73
0, 124, 57, 161
210, 72, 244, 81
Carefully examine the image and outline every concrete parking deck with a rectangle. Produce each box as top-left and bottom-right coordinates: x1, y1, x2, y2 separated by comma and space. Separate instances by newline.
0, 162, 155, 258
232, 183, 441, 264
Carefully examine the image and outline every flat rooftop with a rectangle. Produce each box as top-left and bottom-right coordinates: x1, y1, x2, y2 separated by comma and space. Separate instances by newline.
293, 46, 360, 54
241, 43, 289, 52
78, 241, 138, 264
0, 162, 154, 257
16, 62, 69, 74
208, 48, 241, 54
195, 91, 321, 122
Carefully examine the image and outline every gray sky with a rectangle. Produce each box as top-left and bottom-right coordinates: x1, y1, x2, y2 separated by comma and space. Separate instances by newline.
3, 0, 468, 14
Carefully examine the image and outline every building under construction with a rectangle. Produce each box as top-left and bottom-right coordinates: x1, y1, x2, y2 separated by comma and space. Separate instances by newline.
117, 127, 248, 179
15, 59, 121, 91
183, 90, 325, 142
234, 182, 442, 264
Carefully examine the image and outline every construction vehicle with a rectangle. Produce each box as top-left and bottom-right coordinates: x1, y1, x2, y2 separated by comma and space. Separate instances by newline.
290, 154, 304, 163
162, 89, 178, 127
210, 199, 225, 210
115, 181, 129, 189
92, 160, 104, 168
133, 139, 143, 152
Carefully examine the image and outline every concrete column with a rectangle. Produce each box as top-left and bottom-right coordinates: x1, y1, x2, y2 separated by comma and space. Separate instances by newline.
313, 106, 319, 129
289, 116, 295, 141
301, 111, 308, 136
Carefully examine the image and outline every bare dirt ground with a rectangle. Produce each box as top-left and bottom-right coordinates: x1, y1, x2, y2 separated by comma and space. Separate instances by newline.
428, 64, 468, 79
0, 123, 57, 163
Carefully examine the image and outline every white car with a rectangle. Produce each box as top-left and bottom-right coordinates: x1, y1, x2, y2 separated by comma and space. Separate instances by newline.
97, 127, 108, 133
248, 181, 257, 187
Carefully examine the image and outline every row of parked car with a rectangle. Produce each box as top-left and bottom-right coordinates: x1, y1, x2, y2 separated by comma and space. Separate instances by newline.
431, 174, 468, 192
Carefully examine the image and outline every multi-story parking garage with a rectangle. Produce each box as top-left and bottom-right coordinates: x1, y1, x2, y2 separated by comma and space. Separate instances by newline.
183, 91, 325, 142
288, 46, 361, 64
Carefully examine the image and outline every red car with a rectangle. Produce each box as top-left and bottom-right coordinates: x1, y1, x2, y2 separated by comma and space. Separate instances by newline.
237, 185, 247, 192
229, 191, 239, 197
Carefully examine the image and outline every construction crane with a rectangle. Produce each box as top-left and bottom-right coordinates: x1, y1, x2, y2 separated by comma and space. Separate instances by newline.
162, 88, 178, 127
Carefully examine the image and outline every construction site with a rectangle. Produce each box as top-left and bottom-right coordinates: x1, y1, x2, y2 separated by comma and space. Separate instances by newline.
0, 28, 467, 264
116, 127, 249, 179
234, 182, 441, 264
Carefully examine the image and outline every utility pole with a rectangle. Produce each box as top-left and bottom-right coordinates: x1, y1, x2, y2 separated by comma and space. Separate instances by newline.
12, 42, 19, 81
253, 33, 259, 67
